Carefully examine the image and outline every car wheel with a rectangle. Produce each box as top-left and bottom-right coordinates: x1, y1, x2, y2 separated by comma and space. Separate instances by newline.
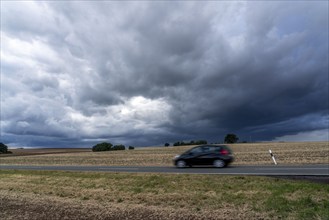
176, 160, 187, 168
213, 159, 226, 168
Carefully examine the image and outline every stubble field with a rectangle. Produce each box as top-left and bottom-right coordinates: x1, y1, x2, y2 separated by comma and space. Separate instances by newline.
1, 142, 328, 166
0, 142, 328, 220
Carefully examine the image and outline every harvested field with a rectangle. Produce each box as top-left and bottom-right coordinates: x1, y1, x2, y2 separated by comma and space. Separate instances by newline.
0, 142, 328, 166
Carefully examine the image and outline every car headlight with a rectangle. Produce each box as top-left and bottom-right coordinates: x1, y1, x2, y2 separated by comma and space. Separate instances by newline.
174, 155, 180, 159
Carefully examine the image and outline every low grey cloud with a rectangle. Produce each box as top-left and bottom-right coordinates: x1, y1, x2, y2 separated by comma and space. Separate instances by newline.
1, 1, 328, 148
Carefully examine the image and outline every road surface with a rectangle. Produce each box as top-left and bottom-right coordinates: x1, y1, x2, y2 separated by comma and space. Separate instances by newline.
1, 164, 328, 176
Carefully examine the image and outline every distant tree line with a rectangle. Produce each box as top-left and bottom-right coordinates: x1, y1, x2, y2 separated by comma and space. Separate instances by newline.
165, 134, 241, 147
172, 140, 208, 146
92, 142, 134, 152
93, 133, 241, 151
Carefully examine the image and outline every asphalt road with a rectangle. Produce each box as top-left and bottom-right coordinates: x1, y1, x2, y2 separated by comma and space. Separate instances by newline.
1, 164, 328, 176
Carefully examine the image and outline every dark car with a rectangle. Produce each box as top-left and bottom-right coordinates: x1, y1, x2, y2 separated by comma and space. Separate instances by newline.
173, 145, 234, 168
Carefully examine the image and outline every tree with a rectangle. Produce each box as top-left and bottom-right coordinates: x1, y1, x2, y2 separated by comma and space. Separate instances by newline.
128, 146, 135, 150
0, 143, 8, 153
164, 143, 170, 147
224, 134, 239, 143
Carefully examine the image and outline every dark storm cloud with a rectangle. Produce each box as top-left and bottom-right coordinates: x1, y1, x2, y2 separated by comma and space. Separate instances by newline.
1, 1, 328, 148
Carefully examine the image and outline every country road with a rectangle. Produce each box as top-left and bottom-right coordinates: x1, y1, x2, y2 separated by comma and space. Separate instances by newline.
1, 164, 328, 176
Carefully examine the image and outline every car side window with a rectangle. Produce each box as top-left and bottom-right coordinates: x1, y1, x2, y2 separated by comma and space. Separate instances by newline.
202, 147, 210, 152
208, 146, 217, 152
190, 147, 202, 154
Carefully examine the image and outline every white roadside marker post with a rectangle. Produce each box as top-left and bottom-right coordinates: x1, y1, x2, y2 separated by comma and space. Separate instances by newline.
269, 149, 277, 165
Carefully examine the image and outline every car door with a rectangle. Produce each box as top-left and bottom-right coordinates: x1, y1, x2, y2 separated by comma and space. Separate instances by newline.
197, 146, 216, 165
184, 147, 203, 165
191, 146, 208, 165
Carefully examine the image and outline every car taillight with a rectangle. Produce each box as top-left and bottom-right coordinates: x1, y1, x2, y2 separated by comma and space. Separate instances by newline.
220, 149, 229, 155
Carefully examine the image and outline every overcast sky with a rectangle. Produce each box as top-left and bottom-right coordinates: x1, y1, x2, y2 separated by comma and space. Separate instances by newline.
1, 1, 328, 148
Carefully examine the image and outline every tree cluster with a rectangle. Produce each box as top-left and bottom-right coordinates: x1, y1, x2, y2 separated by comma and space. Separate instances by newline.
92, 142, 128, 152
173, 140, 207, 146
167, 133, 240, 147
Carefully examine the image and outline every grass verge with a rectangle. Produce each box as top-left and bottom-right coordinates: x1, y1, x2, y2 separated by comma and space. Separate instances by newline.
0, 170, 328, 219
